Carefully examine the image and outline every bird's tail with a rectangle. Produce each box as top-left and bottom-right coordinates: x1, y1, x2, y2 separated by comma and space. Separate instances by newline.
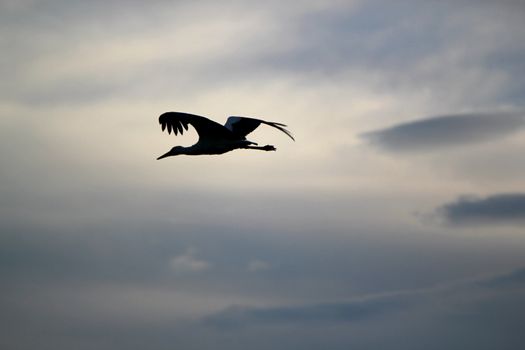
262, 121, 295, 141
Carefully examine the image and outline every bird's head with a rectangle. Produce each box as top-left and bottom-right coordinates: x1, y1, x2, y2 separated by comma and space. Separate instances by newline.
157, 146, 185, 160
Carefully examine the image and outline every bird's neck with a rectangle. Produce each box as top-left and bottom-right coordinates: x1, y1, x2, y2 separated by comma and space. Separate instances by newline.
182, 144, 202, 155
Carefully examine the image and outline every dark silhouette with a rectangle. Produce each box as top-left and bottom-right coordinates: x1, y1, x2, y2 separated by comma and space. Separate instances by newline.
157, 112, 294, 159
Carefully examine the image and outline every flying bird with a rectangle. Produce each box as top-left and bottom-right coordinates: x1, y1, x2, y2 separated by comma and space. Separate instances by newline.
157, 112, 294, 159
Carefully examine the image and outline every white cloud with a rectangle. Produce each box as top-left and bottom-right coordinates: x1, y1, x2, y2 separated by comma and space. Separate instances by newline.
247, 260, 271, 272
169, 249, 211, 273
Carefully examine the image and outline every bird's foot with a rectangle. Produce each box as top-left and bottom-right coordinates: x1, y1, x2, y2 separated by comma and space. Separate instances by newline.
262, 145, 276, 151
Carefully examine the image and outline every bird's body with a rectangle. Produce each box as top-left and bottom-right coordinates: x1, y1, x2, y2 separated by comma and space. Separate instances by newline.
157, 112, 294, 159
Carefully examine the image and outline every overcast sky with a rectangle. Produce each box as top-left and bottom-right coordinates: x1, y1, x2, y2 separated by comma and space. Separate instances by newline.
2, 0, 525, 349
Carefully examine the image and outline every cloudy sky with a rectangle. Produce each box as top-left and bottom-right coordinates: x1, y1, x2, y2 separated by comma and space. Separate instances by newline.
2, 0, 525, 349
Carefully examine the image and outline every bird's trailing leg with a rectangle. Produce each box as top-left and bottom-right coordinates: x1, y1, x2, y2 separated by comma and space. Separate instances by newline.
244, 144, 276, 151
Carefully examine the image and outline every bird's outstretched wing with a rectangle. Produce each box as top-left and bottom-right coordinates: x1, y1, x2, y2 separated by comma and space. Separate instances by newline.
159, 112, 233, 140
224, 116, 295, 141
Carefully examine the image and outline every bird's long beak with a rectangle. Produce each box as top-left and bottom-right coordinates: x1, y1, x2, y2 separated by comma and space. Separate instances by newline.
157, 150, 172, 160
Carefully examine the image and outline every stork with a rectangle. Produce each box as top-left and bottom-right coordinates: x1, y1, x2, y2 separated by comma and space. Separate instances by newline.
157, 112, 294, 159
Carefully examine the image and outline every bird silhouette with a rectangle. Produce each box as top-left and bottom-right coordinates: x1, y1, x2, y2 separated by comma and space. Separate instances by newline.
157, 112, 294, 159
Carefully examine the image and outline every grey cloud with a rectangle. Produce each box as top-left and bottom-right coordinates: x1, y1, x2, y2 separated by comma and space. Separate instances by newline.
204, 296, 408, 329
2, 191, 525, 349
205, 265, 525, 330
251, 0, 525, 106
362, 113, 525, 152
3, 0, 525, 349
3, 258, 525, 349
200, 267, 525, 349
439, 193, 525, 226
1, 1, 254, 106
478, 267, 525, 288
260, 1, 449, 75
4, 0, 525, 108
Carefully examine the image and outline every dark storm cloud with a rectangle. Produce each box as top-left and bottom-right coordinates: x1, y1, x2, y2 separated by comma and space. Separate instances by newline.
362, 113, 525, 152
439, 193, 525, 226
204, 295, 408, 329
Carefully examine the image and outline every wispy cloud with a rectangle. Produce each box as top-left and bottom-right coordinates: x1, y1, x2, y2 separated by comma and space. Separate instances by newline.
169, 249, 211, 274
438, 193, 525, 226
203, 266, 525, 337
247, 260, 271, 272
362, 113, 525, 152
478, 267, 525, 288
204, 295, 408, 329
